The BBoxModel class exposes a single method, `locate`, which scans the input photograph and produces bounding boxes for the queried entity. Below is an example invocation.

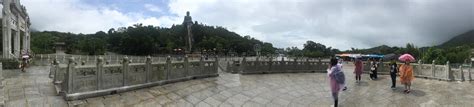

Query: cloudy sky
[23,0,474,50]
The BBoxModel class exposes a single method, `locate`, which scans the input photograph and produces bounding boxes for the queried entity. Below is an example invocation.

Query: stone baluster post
[52,59,60,84]
[146,56,152,82]
[92,56,96,63]
[78,56,82,62]
[318,58,322,71]
[0,62,3,82]
[268,55,273,72]
[166,56,171,80]
[226,60,231,72]
[66,57,76,93]
[184,55,189,78]
[446,61,451,81]
[215,55,219,74]
[432,60,436,78]
[122,56,129,86]
[469,61,472,81]
[256,56,260,70]
[62,56,65,63]
[293,57,297,70]
[85,56,88,62]
[460,65,465,81]
[306,58,310,71]
[97,57,104,90]
[241,57,247,73]
[199,55,205,75]
[417,60,422,76]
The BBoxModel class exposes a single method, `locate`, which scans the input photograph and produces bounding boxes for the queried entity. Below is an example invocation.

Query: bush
[1,58,20,69]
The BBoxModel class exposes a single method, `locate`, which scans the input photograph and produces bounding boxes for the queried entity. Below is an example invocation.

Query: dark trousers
[390,72,397,87]
[370,70,378,79]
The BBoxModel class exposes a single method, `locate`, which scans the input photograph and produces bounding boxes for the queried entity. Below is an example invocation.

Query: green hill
[440,30,474,47]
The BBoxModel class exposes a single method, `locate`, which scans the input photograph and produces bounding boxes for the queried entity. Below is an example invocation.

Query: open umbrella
[383,53,398,61]
[398,54,415,62]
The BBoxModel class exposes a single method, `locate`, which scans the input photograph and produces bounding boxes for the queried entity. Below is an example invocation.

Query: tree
[302,41,334,58]
[31,32,58,54]
[260,42,276,56]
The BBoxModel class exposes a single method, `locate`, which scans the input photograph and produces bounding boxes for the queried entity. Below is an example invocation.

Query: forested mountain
[31,23,276,56]
[440,30,474,48]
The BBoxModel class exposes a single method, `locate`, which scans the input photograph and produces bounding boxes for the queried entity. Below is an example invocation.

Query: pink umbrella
[398,54,415,62]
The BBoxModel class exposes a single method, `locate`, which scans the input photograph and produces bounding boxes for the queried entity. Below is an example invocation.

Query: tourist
[354,58,363,83]
[398,54,415,94]
[369,59,378,80]
[389,58,398,89]
[20,53,30,72]
[328,58,345,107]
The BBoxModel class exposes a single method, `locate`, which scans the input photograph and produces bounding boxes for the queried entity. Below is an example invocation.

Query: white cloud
[144,4,163,13]
[167,0,474,50]
[22,0,176,34]
[22,0,474,50]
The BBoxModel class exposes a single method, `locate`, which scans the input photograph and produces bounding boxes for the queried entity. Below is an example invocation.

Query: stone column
[66,57,76,93]
[97,57,104,90]
[14,27,20,56]
[24,31,30,51]
[2,0,15,58]
[122,56,129,86]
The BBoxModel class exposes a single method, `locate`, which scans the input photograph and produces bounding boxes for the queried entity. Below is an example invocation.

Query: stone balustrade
[366,60,473,81]
[227,57,330,74]
[50,56,219,100]
[33,54,210,66]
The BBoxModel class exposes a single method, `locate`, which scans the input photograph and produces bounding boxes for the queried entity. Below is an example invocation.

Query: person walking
[354,58,363,83]
[20,54,30,72]
[399,54,415,93]
[328,58,345,107]
[389,59,398,89]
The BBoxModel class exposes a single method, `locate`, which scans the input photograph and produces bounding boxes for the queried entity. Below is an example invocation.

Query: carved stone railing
[50,56,218,100]
[227,57,329,74]
[373,60,473,81]
[34,54,206,66]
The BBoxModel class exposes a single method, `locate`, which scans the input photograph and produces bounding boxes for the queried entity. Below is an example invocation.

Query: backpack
[333,66,345,84]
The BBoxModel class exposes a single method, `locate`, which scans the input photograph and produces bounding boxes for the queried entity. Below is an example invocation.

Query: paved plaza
[2,63,474,107]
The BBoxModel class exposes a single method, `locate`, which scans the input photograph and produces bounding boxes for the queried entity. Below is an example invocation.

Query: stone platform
[2,64,474,107]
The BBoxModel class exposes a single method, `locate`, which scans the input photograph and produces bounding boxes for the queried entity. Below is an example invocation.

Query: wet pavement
[2,63,474,107]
